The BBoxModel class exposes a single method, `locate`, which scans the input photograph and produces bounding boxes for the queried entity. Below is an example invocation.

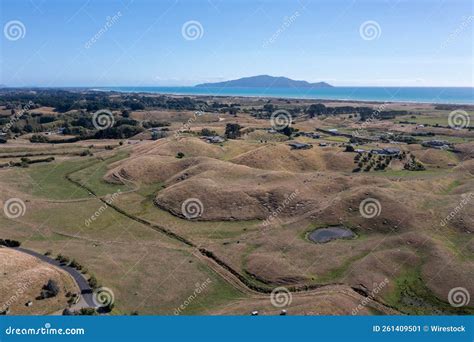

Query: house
[300,132,320,139]
[370,148,401,156]
[289,142,312,150]
[202,136,225,144]
[382,148,401,155]
[422,140,450,149]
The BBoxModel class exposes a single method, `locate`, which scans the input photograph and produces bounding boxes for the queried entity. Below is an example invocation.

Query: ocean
[97,86,474,105]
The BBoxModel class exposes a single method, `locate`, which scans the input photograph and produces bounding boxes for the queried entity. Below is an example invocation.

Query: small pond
[308,226,356,243]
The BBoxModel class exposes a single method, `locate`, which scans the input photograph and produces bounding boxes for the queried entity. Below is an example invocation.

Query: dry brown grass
[0,248,78,315]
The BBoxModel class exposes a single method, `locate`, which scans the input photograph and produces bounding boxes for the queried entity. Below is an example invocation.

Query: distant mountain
[195,75,333,88]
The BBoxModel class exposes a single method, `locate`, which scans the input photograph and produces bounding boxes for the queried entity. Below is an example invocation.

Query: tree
[263,104,274,114]
[225,123,241,139]
[40,279,60,299]
[228,107,238,116]
[281,126,297,138]
[306,103,326,118]
[344,145,355,152]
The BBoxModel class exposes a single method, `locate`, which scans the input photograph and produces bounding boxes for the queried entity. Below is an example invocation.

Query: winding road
[13,247,95,309]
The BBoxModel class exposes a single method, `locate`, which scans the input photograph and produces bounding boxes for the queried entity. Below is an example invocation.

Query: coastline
[93,86,474,106]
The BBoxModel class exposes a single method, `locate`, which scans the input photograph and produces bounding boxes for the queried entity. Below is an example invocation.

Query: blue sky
[1,0,472,87]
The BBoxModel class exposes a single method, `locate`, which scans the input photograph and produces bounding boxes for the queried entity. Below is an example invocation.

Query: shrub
[176,152,185,159]
[88,275,99,289]
[78,308,98,315]
[0,239,21,247]
[30,134,49,143]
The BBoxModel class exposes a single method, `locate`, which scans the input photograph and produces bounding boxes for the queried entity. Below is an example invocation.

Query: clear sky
[1,0,472,87]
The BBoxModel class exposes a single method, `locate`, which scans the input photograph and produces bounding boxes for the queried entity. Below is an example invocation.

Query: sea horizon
[92,86,474,105]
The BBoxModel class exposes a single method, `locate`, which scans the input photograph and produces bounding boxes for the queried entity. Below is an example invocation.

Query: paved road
[13,247,95,308]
